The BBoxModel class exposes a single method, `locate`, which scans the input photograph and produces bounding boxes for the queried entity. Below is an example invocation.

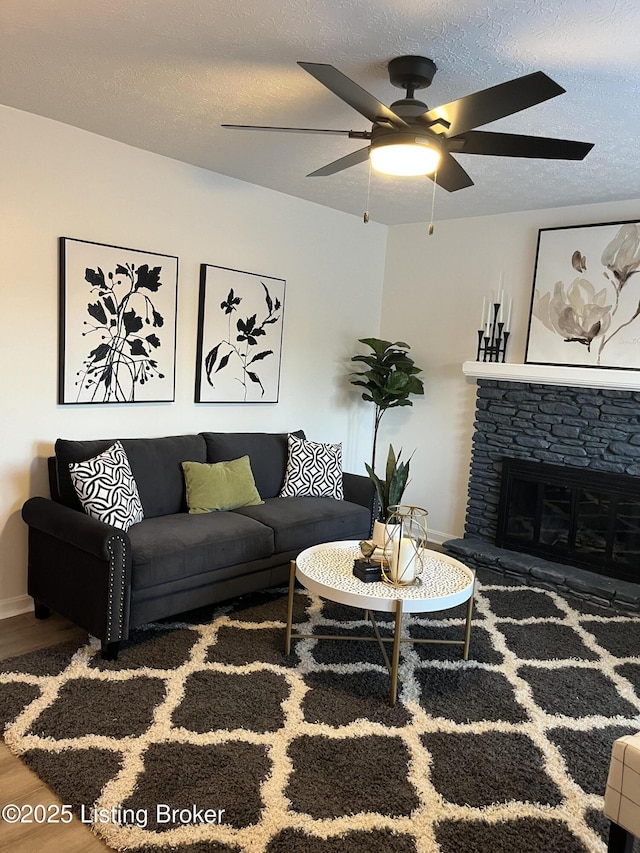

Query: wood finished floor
[0,611,111,851]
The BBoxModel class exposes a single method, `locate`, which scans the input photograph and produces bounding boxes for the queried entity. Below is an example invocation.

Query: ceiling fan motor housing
[388,56,437,92]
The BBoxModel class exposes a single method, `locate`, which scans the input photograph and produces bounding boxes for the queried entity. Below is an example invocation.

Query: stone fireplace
[444,362,640,611]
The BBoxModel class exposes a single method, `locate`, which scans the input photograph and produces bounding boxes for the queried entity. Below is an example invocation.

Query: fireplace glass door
[497,458,640,582]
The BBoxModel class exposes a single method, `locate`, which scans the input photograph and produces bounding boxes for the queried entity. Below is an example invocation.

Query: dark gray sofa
[21,431,375,660]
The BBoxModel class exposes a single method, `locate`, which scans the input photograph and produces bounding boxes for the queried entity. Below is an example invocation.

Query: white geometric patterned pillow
[279,434,343,500]
[69,441,144,531]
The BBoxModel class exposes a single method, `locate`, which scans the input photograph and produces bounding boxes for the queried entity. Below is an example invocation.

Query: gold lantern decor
[381,504,429,587]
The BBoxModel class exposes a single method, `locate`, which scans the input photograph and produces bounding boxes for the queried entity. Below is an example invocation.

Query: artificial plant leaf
[385,444,398,486]
[406,376,425,393]
[364,463,386,515]
[351,354,378,366]
[385,371,409,391]
[358,337,393,354]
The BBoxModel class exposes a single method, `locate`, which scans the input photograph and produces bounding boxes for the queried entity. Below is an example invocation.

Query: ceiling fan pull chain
[364,160,372,223]
[428,169,437,235]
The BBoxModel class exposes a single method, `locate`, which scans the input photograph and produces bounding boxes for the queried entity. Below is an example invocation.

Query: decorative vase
[381,505,429,587]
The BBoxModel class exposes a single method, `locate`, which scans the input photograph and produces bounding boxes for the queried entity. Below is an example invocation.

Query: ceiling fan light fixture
[369,137,441,176]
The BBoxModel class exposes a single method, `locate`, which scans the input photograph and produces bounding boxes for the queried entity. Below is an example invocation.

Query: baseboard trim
[428,528,456,546]
[0,595,33,620]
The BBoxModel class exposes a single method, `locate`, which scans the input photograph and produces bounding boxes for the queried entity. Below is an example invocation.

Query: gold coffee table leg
[389,599,403,707]
[284,560,296,655]
[463,588,474,660]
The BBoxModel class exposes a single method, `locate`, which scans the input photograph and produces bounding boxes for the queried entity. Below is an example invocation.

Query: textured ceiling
[2,0,640,225]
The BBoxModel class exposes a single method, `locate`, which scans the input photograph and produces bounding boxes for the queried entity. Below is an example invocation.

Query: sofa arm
[342,472,378,536]
[22,497,130,559]
[342,472,374,507]
[22,497,132,648]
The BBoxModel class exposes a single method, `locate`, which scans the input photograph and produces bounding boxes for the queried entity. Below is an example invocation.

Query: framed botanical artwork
[195,264,285,403]
[59,238,178,404]
[525,220,640,370]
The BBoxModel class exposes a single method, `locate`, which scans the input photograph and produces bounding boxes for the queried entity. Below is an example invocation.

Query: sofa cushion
[69,441,144,531]
[279,434,344,500]
[233,496,371,553]
[56,434,207,517]
[182,457,263,513]
[128,511,274,589]
[201,431,304,499]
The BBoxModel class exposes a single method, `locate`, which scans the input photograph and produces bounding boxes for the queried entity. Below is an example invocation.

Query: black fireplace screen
[496,458,640,583]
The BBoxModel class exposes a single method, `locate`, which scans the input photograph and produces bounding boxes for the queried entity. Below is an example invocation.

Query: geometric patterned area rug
[2,567,640,853]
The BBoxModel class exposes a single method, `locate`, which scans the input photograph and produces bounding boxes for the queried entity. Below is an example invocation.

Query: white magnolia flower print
[601,223,640,290]
[533,277,612,352]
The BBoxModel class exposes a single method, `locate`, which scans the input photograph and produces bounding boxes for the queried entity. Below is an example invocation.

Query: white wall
[0,105,387,616]
[381,197,640,544]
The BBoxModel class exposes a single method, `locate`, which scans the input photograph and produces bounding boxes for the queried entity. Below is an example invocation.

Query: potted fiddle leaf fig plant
[350,338,422,549]
[350,338,424,472]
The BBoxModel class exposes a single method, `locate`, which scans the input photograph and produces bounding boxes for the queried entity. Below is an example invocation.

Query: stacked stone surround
[444,378,640,611]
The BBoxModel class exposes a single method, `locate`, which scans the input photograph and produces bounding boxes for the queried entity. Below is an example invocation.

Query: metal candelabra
[477,301,510,363]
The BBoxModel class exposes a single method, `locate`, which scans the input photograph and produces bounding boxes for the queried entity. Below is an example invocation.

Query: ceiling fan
[222,56,593,192]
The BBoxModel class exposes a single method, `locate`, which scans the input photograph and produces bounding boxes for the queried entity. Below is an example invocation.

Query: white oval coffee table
[284,540,475,706]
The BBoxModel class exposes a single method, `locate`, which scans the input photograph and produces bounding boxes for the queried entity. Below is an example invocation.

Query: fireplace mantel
[462,361,640,392]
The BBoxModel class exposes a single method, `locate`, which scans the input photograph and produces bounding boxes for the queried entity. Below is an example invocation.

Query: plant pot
[372,520,399,548]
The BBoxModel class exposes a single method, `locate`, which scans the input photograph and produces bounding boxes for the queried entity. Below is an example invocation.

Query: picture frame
[59,237,178,404]
[195,264,285,403]
[524,220,640,370]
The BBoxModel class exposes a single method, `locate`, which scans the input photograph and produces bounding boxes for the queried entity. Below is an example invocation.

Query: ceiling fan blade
[298,61,409,129]
[221,124,370,138]
[417,71,565,137]
[307,146,370,177]
[447,130,594,160]
[431,152,474,192]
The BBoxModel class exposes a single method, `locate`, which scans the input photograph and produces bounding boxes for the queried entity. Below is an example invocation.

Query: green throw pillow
[182,456,263,514]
